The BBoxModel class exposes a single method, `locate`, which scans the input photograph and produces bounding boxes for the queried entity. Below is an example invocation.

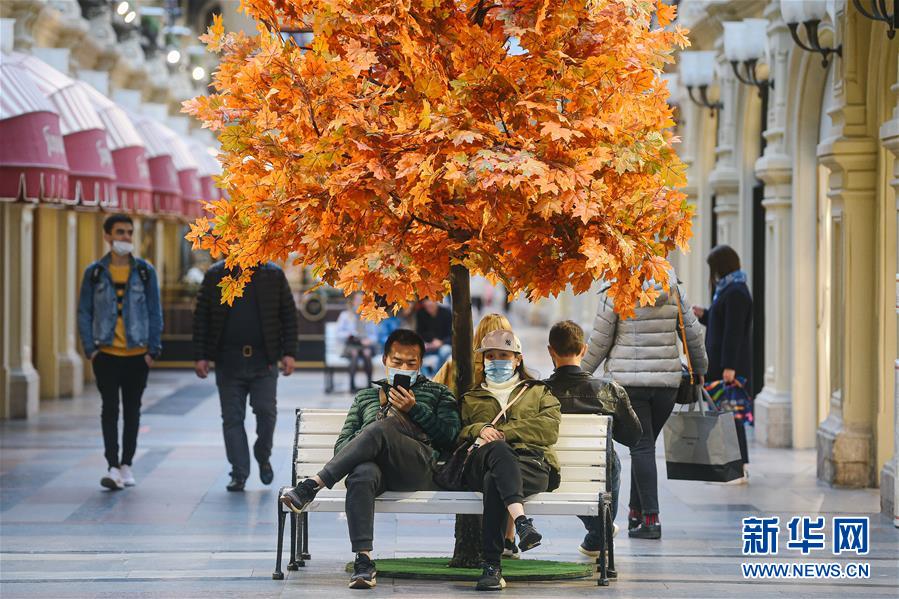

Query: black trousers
[318,419,437,552]
[214,349,278,480]
[627,386,677,516]
[92,353,149,469]
[464,441,551,564]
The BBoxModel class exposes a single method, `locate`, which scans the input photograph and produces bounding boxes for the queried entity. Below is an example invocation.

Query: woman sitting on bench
[458,329,562,592]
[335,293,379,392]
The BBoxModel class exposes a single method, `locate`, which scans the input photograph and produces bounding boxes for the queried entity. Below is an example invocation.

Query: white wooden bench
[323,322,382,393]
[273,408,617,585]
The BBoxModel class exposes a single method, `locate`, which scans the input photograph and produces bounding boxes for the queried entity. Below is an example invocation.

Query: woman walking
[335,293,379,392]
[457,329,561,591]
[693,245,753,482]
[583,271,707,539]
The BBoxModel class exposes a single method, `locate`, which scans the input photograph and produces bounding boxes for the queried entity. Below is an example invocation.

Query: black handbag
[433,385,530,491]
[674,286,702,405]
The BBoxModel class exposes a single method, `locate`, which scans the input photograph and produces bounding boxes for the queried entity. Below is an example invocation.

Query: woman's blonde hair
[432,313,512,394]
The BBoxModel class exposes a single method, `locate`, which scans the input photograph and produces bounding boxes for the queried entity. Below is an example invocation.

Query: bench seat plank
[284,490,602,516]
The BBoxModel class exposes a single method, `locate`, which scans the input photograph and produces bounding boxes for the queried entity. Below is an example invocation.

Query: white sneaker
[119,465,136,487]
[101,467,125,490]
[613,523,620,538]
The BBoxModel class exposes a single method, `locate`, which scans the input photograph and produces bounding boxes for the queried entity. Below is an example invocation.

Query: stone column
[707,52,742,249]
[880,76,899,523]
[816,7,879,488]
[34,206,83,399]
[677,98,713,304]
[753,7,794,448]
[0,203,39,419]
[76,211,104,383]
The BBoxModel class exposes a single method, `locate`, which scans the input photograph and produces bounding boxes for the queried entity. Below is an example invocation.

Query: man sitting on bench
[280,328,461,590]
[542,321,642,558]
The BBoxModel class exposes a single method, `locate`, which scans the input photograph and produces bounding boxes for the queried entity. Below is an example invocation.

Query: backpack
[91,261,150,286]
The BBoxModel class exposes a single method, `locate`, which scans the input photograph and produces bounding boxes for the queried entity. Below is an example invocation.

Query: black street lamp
[852,0,897,39]
[680,51,723,116]
[781,0,842,67]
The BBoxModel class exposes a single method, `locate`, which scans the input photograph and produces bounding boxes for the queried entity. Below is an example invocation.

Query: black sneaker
[259,462,274,485]
[628,511,642,531]
[514,516,542,552]
[578,533,603,558]
[348,553,377,589]
[279,479,319,514]
[226,475,246,492]
[501,538,520,559]
[628,522,662,539]
[475,562,505,591]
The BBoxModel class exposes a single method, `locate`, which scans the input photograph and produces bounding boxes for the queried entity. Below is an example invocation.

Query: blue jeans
[423,344,452,377]
[578,449,621,546]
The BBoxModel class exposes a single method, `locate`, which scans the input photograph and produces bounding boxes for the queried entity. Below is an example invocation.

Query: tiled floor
[1,328,897,598]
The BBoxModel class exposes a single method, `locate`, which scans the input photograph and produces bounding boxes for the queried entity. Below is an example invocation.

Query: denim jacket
[77,254,163,357]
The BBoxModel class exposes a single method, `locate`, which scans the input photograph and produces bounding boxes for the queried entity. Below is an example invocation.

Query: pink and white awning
[128,112,183,217]
[77,82,153,215]
[7,53,116,207]
[0,52,69,202]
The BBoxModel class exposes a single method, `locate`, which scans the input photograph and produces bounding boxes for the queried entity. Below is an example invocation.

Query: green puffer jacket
[334,378,461,456]
[459,381,562,474]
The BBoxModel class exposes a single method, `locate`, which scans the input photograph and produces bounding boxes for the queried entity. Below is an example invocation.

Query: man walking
[280,329,460,589]
[193,261,298,492]
[543,320,642,556]
[78,214,163,491]
[415,298,453,376]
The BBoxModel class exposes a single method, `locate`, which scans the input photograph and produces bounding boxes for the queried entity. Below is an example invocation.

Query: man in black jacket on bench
[543,320,642,557]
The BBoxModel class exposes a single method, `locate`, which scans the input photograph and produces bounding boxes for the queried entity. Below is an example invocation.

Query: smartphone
[393,374,412,392]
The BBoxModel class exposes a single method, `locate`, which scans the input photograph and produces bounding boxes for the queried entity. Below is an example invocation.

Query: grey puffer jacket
[582,273,708,388]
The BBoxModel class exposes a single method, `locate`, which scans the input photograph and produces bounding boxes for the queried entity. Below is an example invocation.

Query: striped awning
[189,139,223,209]
[77,82,153,214]
[0,52,69,202]
[127,111,182,217]
[7,52,115,207]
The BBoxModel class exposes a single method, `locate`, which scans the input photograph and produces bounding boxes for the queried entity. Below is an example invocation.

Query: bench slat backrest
[324,322,348,367]
[293,409,611,495]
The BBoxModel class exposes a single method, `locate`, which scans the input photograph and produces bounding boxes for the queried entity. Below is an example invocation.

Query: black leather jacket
[192,261,298,364]
[543,365,642,447]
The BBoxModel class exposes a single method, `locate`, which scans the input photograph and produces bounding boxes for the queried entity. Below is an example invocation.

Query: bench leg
[273,502,287,580]
[287,513,299,570]
[596,500,610,586]
[605,497,617,580]
[301,511,311,561]
[325,368,334,393]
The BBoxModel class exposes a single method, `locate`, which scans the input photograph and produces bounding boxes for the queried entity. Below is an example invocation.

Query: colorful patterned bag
[704,377,753,425]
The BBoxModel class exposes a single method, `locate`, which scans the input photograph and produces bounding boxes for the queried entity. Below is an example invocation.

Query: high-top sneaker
[514,516,542,552]
[279,479,320,513]
[348,553,377,589]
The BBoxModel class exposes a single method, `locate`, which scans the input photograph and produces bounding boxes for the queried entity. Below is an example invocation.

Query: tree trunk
[447,264,483,568]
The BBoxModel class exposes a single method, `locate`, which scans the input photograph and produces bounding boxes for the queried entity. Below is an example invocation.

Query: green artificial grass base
[344,557,594,581]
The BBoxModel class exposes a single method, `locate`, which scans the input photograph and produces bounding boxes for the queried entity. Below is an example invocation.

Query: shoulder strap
[673,285,694,384]
[136,261,150,283]
[490,383,530,425]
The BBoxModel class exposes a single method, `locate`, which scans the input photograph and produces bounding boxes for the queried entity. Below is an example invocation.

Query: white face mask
[111,240,134,256]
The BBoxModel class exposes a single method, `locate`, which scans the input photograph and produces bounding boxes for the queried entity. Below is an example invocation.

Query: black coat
[699,282,753,383]
[192,261,298,363]
[543,365,643,447]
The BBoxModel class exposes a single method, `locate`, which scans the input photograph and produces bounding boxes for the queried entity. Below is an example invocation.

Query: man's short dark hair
[548,320,585,357]
[103,213,134,234]
[384,328,425,359]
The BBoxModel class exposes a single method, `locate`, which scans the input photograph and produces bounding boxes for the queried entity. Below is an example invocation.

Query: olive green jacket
[334,378,461,456]
[459,381,562,473]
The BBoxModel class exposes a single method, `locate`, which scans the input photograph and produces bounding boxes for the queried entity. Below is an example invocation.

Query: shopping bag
[663,386,743,482]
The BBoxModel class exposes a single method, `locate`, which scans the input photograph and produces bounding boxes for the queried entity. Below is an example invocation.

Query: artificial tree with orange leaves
[185,0,690,566]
